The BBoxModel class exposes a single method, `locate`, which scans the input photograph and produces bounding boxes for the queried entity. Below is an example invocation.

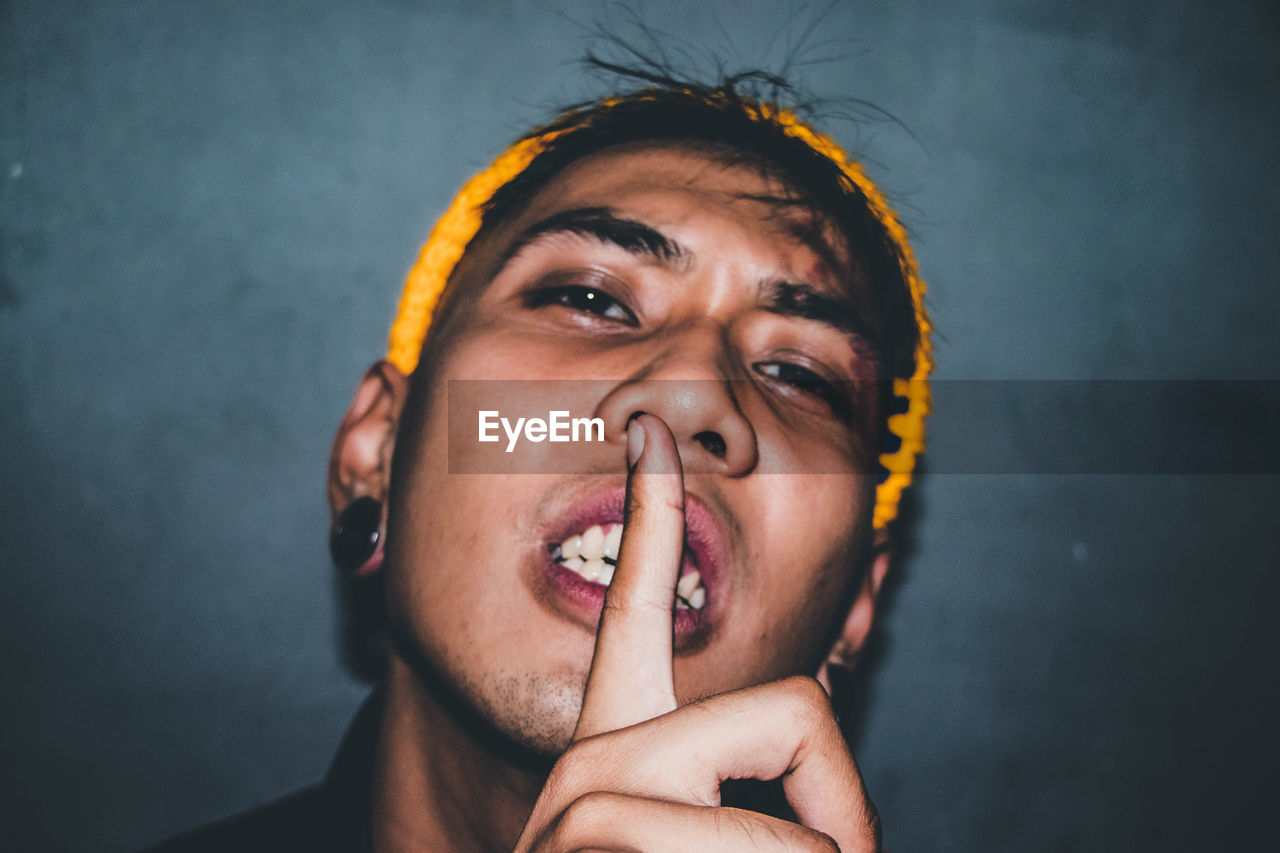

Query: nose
[594,327,758,476]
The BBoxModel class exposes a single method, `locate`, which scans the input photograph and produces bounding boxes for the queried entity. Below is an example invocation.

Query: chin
[388,614,588,760]
[453,662,587,757]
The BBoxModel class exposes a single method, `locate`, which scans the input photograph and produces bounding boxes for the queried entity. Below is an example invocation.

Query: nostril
[693,430,727,459]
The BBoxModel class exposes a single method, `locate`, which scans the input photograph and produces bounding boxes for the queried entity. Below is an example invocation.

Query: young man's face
[382,144,885,754]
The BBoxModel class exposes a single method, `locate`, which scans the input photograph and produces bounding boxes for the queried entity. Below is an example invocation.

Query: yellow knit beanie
[386,90,933,528]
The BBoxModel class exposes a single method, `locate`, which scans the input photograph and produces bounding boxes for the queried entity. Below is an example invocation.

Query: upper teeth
[555,523,706,611]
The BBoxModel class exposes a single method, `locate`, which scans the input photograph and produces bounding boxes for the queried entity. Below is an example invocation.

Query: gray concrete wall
[2,1,1276,849]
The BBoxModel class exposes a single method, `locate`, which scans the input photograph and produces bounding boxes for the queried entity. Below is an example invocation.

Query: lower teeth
[555,555,705,611]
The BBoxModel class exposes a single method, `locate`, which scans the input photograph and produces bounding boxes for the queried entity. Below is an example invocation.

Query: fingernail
[627,417,646,469]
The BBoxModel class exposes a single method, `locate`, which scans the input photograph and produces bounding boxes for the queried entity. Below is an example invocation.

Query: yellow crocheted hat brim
[387,97,932,529]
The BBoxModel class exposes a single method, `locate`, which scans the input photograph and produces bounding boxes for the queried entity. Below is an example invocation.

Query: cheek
[754,469,867,560]
[755,493,860,637]
[686,475,866,689]
[763,477,863,597]
[384,466,569,677]
[385,335,535,651]
[438,324,576,380]
[384,469,491,631]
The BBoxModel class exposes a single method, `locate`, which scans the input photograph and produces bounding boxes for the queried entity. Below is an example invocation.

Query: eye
[754,361,850,416]
[523,284,638,326]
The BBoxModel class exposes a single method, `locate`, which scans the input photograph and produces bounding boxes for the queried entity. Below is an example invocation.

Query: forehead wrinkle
[729,192,855,293]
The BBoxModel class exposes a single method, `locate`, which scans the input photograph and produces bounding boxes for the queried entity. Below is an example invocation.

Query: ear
[816,527,893,693]
[327,360,410,521]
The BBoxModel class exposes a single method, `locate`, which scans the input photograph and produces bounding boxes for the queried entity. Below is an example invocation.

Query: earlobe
[816,531,893,693]
[326,361,409,575]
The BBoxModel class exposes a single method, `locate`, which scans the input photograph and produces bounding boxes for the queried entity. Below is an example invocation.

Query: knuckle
[657,492,685,514]
[776,675,833,724]
[557,737,604,776]
[557,790,620,837]
[624,483,683,519]
[565,735,606,766]
[808,832,842,853]
[545,740,599,799]
[601,594,662,614]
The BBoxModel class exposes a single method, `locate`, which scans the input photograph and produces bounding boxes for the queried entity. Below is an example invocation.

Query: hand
[513,414,882,852]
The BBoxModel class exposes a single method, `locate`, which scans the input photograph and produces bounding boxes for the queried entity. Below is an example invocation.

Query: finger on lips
[523,416,880,853]
[573,413,685,740]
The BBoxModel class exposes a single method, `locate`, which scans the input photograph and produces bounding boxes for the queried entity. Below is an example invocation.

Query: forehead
[498,143,856,281]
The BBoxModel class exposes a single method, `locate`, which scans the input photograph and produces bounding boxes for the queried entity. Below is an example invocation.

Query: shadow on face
[331,144,895,755]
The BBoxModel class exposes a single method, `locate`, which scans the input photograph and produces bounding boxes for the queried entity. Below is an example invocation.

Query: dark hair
[472,69,921,384]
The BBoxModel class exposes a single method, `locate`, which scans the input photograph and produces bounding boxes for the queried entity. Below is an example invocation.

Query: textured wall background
[2,1,1277,850]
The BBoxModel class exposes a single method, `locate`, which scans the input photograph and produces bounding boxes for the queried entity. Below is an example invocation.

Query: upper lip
[542,482,729,612]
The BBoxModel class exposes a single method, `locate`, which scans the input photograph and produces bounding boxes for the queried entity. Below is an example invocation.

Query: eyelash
[523,284,639,326]
[524,281,851,419]
[753,361,851,415]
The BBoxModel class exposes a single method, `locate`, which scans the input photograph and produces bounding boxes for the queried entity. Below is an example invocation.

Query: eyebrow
[763,281,876,346]
[503,206,877,354]
[501,207,689,268]
[731,194,879,351]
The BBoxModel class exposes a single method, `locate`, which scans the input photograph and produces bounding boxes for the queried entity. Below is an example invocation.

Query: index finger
[573,413,685,740]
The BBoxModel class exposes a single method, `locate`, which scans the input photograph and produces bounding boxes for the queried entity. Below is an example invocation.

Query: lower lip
[542,552,709,635]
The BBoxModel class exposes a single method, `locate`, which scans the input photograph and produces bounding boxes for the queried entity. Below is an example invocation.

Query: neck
[370,653,549,853]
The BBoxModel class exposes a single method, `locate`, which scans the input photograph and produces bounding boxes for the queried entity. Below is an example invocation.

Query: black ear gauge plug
[330,496,382,573]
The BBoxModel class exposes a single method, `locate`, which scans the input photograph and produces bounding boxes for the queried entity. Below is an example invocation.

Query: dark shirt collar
[323,688,384,853]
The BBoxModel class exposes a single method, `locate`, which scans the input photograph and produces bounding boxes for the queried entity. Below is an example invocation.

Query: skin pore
[329,143,892,851]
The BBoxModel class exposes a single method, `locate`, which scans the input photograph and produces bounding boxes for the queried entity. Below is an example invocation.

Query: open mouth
[549,522,708,611]
[535,487,723,636]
